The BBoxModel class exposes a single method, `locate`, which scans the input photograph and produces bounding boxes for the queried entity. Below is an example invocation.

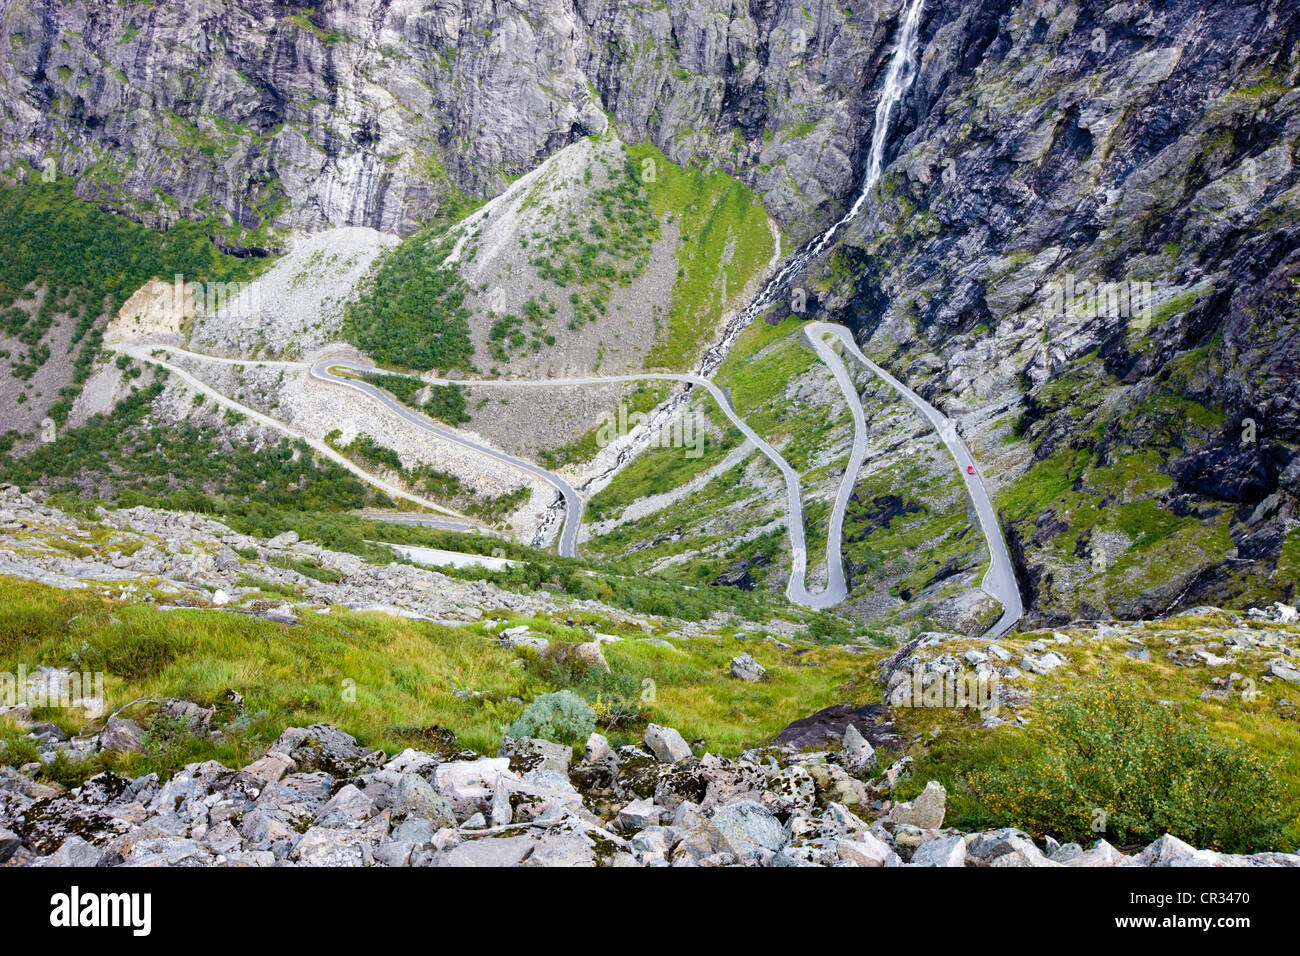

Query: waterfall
[701,0,927,372]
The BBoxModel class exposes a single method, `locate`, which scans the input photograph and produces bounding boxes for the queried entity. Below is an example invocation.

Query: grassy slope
[630,143,775,370]
[587,315,854,595]
[0,576,867,775]
[994,346,1253,617]
[888,612,1300,851]
[0,171,266,431]
[4,575,1292,851]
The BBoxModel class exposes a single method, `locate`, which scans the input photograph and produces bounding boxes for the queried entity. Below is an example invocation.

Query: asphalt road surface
[807,323,1024,638]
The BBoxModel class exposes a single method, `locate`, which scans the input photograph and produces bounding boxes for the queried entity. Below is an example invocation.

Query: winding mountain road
[121,337,1020,635]
[307,359,585,556]
[311,360,834,602]
[114,344,476,529]
[806,323,1024,638]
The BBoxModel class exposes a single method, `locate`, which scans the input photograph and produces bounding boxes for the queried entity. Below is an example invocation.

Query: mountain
[3,0,1295,626]
[0,0,1298,872]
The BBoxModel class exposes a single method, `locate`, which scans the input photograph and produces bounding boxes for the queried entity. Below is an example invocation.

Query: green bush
[343,228,473,371]
[969,675,1284,852]
[507,690,594,745]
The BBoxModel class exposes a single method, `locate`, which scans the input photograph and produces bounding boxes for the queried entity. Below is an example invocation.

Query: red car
[966,465,975,475]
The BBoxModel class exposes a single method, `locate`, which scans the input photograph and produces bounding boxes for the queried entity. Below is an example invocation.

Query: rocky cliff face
[0,0,609,244]
[0,0,907,245]
[798,0,1300,624]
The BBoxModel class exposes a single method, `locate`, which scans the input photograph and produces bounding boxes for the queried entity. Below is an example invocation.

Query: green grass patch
[631,142,774,370]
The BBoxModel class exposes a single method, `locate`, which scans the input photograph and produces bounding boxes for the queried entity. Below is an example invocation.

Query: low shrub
[507,690,595,745]
[969,675,1284,852]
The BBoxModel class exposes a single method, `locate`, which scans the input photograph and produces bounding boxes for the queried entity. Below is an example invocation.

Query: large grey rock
[392,773,456,828]
[836,831,898,867]
[616,798,661,831]
[269,724,385,776]
[433,758,512,814]
[498,736,572,773]
[241,751,296,784]
[966,827,1054,867]
[840,723,876,776]
[313,784,376,827]
[908,835,967,867]
[582,732,612,766]
[434,835,536,867]
[644,724,692,764]
[1137,834,1222,867]
[157,698,216,735]
[522,829,598,867]
[0,827,21,863]
[888,781,946,830]
[36,836,108,867]
[710,801,788,864]
[1266,658,1300,684]
[292,828,366,867]
[1067,839,1129,867]
[98,716,145,753]
[729,652,767,682]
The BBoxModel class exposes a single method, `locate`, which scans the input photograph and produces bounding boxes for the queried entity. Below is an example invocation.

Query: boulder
[0,827,20,864]
[1266,658,1300,684]
[711,801,788,864]
[433,757,512,814]
[158,698,216,735]
[523,829,598,867]
[573,641,609,671]
[1066,839,1127,866]
[312,784,376,827]
[498,736,572,773]
[241,751,296,784]
[836,831,897,867]
[269,724,385,776]
[1137,833,1222,867]
[840,723,877,776]
[888,781,946,829]
[582,732,612,766]
[617,797,661,831]
[1021,651,1066,676]
[36,836,109,868]
[392,773,456,828]
[966,827,1050,866]
[729,652,767,682]
[908,835,967,867]
[292,828,365,866]
[98,716,145,753]
[434,834,535,867]
[644,724,692,764]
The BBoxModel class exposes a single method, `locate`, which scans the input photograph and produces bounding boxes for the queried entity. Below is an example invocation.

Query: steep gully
[121,0,1021,635]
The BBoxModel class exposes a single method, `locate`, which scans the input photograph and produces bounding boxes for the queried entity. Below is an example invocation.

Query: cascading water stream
[699,0,927,378]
